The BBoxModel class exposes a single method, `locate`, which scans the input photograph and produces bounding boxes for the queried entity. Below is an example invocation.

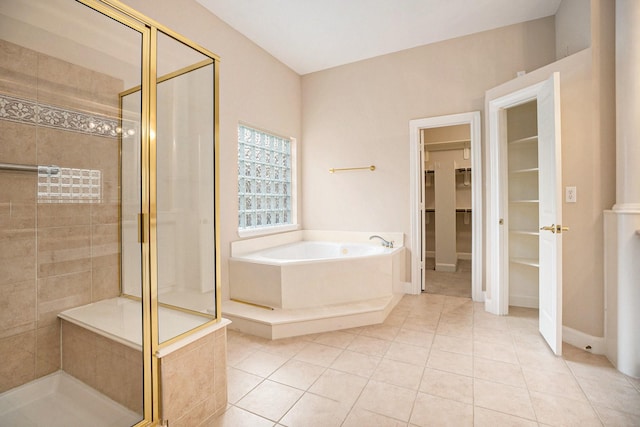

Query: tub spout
[369,235,393,248]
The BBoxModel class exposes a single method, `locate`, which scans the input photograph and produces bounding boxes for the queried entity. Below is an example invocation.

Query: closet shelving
[506,105,540,308]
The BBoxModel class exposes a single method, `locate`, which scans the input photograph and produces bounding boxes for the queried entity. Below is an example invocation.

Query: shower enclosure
[0,0,221,425]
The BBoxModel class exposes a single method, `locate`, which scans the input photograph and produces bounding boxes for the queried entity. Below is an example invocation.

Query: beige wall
[484,0,616,337]
[119,0,302,299]
[556,0,591,59]
[0,40,121,392]
[301,18,556,281]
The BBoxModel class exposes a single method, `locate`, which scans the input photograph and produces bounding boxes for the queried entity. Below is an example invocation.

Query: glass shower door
[0,0,147,424]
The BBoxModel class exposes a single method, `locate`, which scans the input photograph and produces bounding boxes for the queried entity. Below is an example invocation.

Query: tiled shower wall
[0,40,123,393]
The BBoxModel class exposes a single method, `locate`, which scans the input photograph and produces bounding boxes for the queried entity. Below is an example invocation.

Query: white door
[537,73,563,355]
[420,133,427,291]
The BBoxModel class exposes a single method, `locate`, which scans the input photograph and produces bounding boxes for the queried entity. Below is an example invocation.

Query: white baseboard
[436,263,457,272]
[509,295,538,309]
[562,325,606,355]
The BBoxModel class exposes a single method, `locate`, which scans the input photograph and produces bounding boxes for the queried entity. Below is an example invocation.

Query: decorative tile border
[0,93,123,138]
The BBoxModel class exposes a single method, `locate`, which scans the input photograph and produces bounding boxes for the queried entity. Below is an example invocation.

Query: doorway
[486,73,563,355]
[422,124,472,297]
[409,112,482,301]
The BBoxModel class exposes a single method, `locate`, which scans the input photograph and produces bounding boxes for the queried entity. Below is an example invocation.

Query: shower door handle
[138,213,145,243]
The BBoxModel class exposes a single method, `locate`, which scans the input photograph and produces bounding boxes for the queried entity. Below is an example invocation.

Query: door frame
[409,111,483,300]
[485,74,561,316]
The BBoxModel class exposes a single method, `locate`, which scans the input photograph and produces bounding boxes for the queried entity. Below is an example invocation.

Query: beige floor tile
[308,368,368,406]
[409,392,473,427]
[433,334,473,356]
[330,349,381,378]
[436,321,473,339]
[515,346,571,374]
[293,342,343,367]
[355,380,416,422]
[227,367,263,404]
[402,315,439,333]
[312,330,357,349]
[567,359,636,388]
[218,294,640,427]
[474,326,514,346]
[394,328,434,347]
[427,349,472,377]
[226,343,259,367]
[474,340,519,364]
[280,393,350,427]
[420,367,473,404]
[473,315,510,331]
[258,336,310,358]
[530,391,601,426]
[577,376,640,416]
[347,334,392,357]
[384,341,429,366]
[360,324,400,341]
[473,378,536,421]
[209,405,274,427]
[627,375,640,393]
[383,313,407,327]
[236,380,303,422]
[594,405,640,427]
[342,407,407,427]
[371,358,423,390]
[268,359,326,390]
[234,350,288,378]
[521,366,587,401]
[473,357,526,388]
[473,407,538,427]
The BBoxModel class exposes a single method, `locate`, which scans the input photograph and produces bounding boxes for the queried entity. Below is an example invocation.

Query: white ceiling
[196,0,562,75]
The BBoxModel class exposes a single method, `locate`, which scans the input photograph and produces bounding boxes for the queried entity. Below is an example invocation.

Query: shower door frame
[77,0,221,425]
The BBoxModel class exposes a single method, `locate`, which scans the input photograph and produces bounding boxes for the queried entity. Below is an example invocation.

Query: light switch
[566,186,577,203]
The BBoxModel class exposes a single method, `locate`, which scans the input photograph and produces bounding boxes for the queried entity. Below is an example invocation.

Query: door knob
[540,224,556,233]
[556,225,569,234]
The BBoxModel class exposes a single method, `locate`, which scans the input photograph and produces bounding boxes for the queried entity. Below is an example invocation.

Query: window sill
[237,224,300,239]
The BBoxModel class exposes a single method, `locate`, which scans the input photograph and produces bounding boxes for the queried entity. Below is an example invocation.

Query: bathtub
[229,232,404,310]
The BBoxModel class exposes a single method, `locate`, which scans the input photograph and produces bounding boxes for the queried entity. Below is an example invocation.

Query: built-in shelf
[509,199,539,204]
[510,257,539,267]
[509,135,538,145]
[456,208,472,213]
[509,230,539,236]
[425,139,470,152]
[456,168,471,173]
[509,167,539,174]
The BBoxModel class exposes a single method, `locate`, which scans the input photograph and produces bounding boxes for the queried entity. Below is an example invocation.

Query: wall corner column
[605,0,640,378]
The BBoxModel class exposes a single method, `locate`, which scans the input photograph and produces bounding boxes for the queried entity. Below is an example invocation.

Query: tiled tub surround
[59,297,230,426]
[0,39,122,393]
[226,230,406,339]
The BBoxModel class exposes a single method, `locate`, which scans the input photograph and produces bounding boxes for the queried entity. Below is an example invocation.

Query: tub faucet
[369,235,393,248]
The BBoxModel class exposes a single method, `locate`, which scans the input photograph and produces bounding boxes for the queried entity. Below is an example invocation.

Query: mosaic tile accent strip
[38,167,102,204]
[0,93,121,138]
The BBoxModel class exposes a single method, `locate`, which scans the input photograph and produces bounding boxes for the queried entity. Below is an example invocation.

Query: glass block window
[238,124,292,231]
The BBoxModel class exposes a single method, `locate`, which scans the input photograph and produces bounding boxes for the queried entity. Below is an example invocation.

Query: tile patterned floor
[210,294,640,426]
